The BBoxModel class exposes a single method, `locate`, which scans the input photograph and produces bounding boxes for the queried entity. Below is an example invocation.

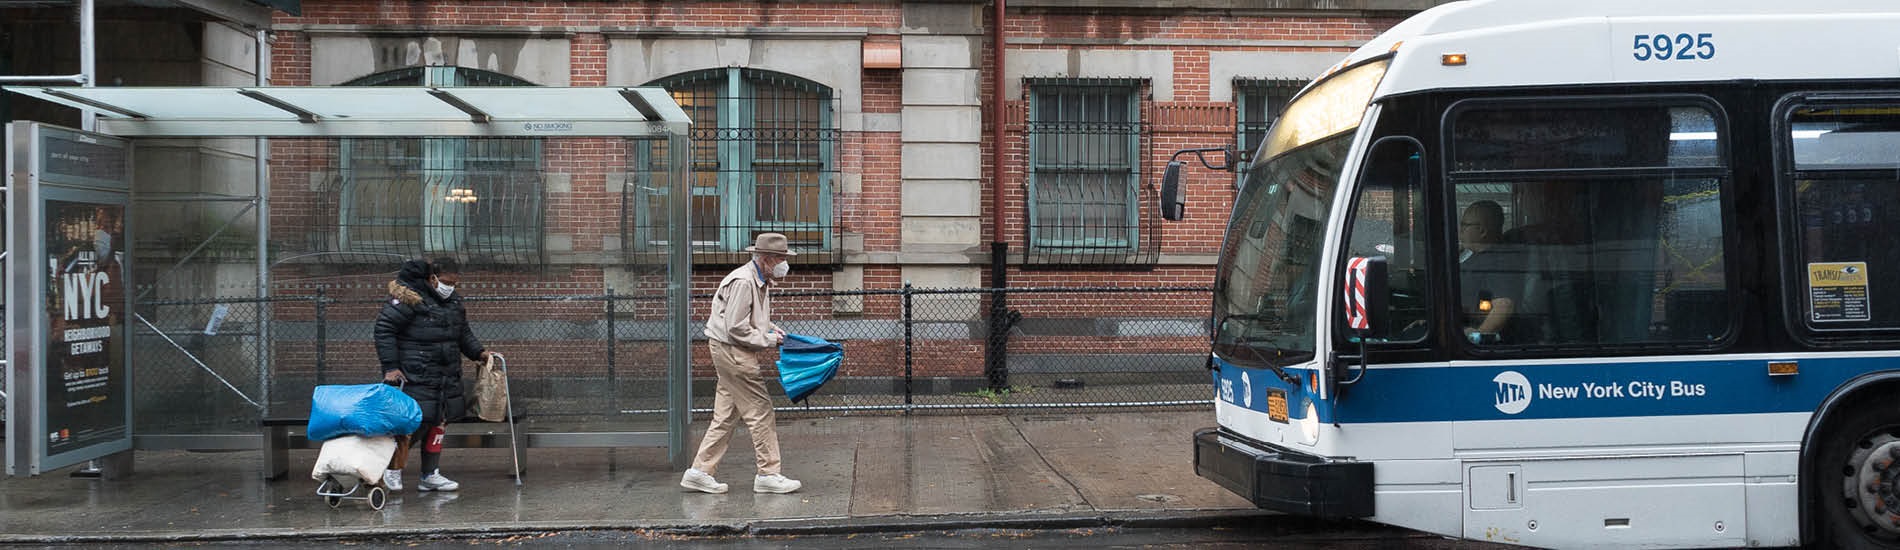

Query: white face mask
[770,260,790,279]
[434,281,455,298]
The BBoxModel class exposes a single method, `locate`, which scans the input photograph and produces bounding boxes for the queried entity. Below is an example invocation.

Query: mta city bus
[1181,1,1900,548]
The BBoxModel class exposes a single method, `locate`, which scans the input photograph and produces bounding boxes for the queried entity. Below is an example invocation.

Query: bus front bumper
[1193,427,1373,519]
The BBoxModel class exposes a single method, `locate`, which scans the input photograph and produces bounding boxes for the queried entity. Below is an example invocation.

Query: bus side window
[1341,137,1430,342]
[1786,100,1900,334]
[1449,101,1729,350]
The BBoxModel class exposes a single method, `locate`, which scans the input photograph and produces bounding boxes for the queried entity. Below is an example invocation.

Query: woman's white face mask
[434,281,455,298]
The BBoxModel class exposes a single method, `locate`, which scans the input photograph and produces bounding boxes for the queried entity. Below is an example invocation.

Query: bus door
[1327,134,1433,400]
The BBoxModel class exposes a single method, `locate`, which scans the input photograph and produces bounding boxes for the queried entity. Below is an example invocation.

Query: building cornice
[1008,37,1363,48]
[276,24,903,40]
[1007,0,1441,12]
[275,24,583,36]
[602,26,893,39]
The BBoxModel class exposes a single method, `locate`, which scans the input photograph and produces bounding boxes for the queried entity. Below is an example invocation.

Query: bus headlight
[1298,400,1322,444]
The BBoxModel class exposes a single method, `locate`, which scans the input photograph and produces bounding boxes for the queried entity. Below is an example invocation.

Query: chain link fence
[126,284,1214,433]
[132,295,276,434]
[763,286,1216,414]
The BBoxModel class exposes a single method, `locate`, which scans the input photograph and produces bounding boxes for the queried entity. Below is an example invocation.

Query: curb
[746,509,1280,536]
[0,509,1275,544]
[0,521,745,545]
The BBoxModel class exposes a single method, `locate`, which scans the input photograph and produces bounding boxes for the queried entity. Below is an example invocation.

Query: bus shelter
[2,85,696,477]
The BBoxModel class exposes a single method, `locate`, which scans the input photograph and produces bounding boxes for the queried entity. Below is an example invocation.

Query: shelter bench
[258,415,667,481]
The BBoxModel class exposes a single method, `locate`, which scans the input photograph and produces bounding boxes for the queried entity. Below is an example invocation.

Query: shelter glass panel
[335,68,544,264]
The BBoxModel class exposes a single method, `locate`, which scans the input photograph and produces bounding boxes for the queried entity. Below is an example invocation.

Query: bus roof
[1336,0,1900,99]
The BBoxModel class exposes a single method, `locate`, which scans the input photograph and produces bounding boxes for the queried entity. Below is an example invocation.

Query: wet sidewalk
[0,410,1255,543]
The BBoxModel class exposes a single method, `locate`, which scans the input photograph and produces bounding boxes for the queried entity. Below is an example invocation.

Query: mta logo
[1241,372,1252,408]
[1492,371,1531,415]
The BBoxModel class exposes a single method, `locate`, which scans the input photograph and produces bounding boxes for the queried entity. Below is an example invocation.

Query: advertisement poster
[43,200,126,456]
[1809,261,1871,323]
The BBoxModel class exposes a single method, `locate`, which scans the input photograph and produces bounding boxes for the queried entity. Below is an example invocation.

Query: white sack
[311,434,398,484]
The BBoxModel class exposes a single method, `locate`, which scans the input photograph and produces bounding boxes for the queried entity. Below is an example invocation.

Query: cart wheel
[368,486,386,510]
[325,494,343,508]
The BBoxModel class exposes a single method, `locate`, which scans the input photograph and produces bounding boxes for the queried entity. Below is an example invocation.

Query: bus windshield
[1214,134,1352,368]
[1213,60,1386,369]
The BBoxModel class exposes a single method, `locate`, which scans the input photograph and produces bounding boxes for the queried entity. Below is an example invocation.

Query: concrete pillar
[899,6,984,293]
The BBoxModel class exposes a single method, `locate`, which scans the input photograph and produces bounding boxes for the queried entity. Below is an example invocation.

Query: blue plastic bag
[307,383,422,442]
[777,333,843,404]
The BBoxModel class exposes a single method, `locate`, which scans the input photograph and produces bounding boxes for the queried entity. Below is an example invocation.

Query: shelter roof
[2,86,690,137]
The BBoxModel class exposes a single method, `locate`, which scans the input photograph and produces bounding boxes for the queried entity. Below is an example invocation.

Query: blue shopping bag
[307,383,422,442]
[777,333,843,404]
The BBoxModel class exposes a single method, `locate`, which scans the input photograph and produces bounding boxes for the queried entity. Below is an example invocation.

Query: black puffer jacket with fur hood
[374,259,485,423]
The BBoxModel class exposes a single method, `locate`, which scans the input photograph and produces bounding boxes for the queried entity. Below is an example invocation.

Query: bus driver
[1458,200,1515,344]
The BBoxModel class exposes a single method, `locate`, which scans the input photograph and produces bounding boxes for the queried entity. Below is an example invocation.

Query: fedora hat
[745,232,797,256]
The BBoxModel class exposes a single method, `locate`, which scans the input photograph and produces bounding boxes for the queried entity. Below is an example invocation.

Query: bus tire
[1816,403,1900,549]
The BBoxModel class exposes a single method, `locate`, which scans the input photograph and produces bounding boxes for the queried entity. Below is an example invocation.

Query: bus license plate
[1266,389,1289,423]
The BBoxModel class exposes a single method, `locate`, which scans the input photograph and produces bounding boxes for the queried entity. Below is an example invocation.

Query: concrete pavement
[0,410,1260,543]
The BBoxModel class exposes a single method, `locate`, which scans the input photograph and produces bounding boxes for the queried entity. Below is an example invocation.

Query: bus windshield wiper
[1217,316,1303,386]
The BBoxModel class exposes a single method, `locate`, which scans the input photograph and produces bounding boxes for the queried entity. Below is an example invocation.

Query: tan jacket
[704,261,780,351]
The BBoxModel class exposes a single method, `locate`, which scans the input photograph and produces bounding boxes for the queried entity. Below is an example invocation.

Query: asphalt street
[3,523,1518,549]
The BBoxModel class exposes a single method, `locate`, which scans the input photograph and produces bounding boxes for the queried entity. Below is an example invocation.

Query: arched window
[628,68,837,261]
[336,66,543,263]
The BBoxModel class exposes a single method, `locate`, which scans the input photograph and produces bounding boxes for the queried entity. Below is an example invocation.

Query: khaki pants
[690,340,782,476]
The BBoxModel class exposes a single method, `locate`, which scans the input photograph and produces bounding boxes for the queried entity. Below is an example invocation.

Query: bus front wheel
[1818,405,1900,549]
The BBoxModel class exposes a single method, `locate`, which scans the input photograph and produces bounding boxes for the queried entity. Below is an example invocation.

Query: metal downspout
[989,0,1006,246]
[984,0,1011,390]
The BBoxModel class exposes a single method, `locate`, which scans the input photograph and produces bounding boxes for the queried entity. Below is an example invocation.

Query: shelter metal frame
[3,85,698,472]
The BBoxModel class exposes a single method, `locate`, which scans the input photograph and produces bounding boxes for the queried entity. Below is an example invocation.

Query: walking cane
[494,353,522,486]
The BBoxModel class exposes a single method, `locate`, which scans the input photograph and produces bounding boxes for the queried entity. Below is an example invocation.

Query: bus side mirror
[1159,160,1186,221]
[1157,147,1238,221]
[1342,256,1389,339]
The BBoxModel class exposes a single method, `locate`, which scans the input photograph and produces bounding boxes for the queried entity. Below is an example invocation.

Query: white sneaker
[418,470,459,492]
[680,468,728,494]
[754,473,802,494]
[382,469,403,491]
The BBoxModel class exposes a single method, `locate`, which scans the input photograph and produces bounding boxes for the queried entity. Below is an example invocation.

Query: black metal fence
[128,285,1214,427]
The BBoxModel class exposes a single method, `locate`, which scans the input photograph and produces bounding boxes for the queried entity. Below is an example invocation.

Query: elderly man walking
[681,233,803,494]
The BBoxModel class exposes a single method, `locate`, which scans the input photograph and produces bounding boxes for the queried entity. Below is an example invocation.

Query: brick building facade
[257,0,1421,289]
[265,0,1424,383]
[3,0,1438,403]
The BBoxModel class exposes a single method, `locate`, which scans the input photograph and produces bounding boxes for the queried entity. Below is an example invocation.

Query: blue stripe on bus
[1213,356,1900,424]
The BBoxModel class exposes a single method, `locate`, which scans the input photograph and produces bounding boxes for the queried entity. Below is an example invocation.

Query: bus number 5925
[1633,33,1714,61]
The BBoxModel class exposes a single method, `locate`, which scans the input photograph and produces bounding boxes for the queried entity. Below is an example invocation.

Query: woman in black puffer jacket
[375,257,489,493]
